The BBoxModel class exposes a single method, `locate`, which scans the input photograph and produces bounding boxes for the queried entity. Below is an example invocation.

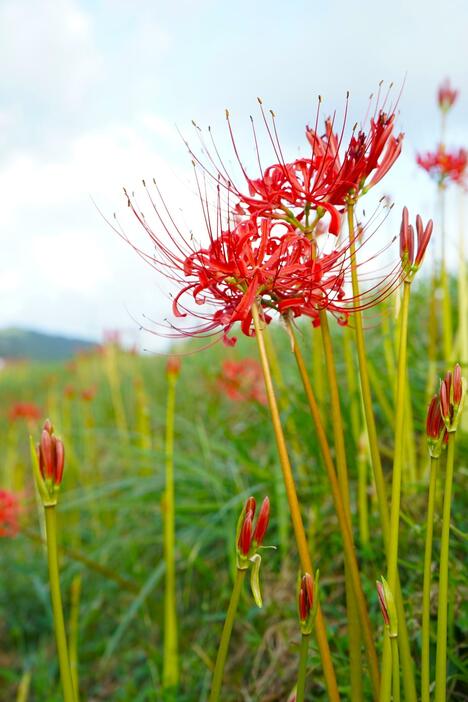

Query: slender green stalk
[44,506,76,702]
[380,633,392,702]
[357,433,370,547]
[435,432,456,702]
[296,634,310,702]
[319,309,366,701]
[347,204,418,702]
[252,303,340,702]
[209,569,246,702]
[16,671,32,702]
[387,281,411,594]
[163,371,179,690]
[289,323,380,695]
[69,574,82,702]
[391,637,401,702]
[421,455,439,702]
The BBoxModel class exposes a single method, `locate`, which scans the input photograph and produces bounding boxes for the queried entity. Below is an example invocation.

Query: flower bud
[166,356,181,377]
[32,419,66,506]
[426,395,446,458]
[377,576,398,637]
[298,571,319,635]
[252,496,270,546]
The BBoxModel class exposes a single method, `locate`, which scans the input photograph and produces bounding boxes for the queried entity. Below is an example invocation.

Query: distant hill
[0,328,98,362]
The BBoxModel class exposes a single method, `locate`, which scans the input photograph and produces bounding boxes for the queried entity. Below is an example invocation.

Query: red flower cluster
[438,79,458,112]
[426,364,465,450]
[119,92,406,345]
[8,402,41,423]
[218,358,267,405]
[0,490,20,538]
[416,145,467,187]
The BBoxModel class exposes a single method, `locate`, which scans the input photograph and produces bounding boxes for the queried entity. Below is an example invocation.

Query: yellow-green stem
[44,506,76,702]
[387,281,411,594]
[380,632,392,702]
[163,372,179,690]
[289,323,380,695]
[208,569,246,702]
[347,204,417,702]
[391,637,401,702]
[421,455,439,702]
[69,574,82,702]
[438,184,452,361]
[16,671,32,702]
[252,304,340,702]
[434,432,456,702]
[319,309,365,701]
[296,634,310,702]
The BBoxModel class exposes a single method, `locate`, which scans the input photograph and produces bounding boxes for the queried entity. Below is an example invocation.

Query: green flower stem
[44,505,76,702]
[208,568,246,702]
[252,303,340,702]
[421,455,439,702]
[163,371,179,690]
[387,281,411,594]
[69,574,82,702]
[391,637,401,702]
[318,309,367,701]
[435,432,456,702]
[296,634,310,702]
[289,322,379,696]
[380,632,392,702]
[347,204,417,702]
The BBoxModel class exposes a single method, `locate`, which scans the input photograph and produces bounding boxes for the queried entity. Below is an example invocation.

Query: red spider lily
[416,145,467,186]
[8,402,41,423]
[237,496,270,557]
[0,490,20,538]
[218,358,267,405]
[37,419,65,487]
[399,207,433,280]
[376,576,397,636]
[438,79,458,112]
[187,94,402,236]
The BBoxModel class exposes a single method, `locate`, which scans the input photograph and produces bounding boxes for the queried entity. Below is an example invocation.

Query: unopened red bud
[453,364,462,406]
[43,418,54,435]
[426,395,444,439]
[245,496,256,518]
[40,429,54,480]
[377,581,390,626]
[238,511,253,556]
[253,496,270,546]
[55,439,65,485]
[440,380,450,420]
[298,586,308,621]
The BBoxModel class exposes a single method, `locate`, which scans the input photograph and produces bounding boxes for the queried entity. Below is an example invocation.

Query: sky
[1,0,467,350]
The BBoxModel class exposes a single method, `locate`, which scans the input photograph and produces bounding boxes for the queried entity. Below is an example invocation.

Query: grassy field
[1,284,466,701]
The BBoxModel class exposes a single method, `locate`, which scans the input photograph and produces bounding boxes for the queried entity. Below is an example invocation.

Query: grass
[0,284,467,701]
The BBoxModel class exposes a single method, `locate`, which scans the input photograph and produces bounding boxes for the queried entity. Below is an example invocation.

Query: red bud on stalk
[439,363,465,432]
[399,207,433,281]
[235,495,272,608]
[32,419,65,506]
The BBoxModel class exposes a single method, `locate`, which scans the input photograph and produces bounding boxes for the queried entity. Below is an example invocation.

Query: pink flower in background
[218,358,267,405]
[0,490,20,537]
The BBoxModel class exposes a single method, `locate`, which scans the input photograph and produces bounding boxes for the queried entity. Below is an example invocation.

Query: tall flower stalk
[31,420,76,702]
[377,577,400,702]
[435,365,465,702]
[163,356,181,692]
[296,572,319,702]
[421,396,446,702]
[209,496,270,702]
[287,320,379,695]
[252,303,340,701]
